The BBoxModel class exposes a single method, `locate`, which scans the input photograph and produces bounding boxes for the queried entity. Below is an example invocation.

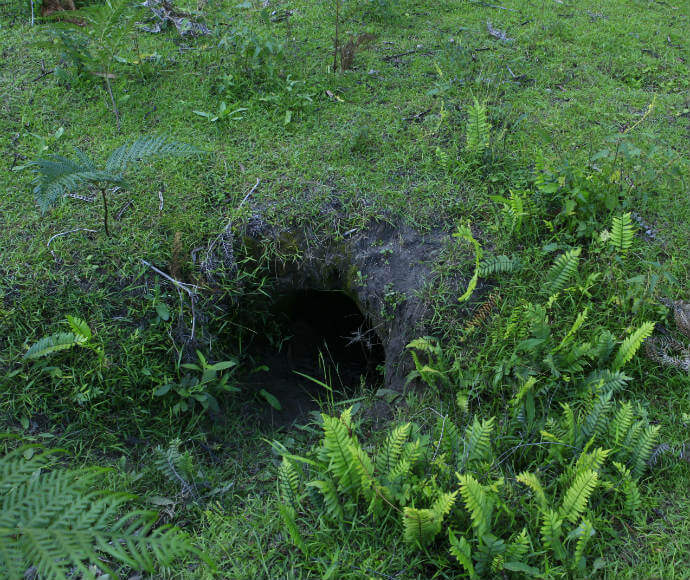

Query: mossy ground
[0,0,688,577]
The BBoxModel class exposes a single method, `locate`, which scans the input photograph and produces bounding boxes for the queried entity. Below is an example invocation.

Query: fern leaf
[278,504,307,554]
[402,507,437,547]
[609,402,634,447]
[543,248,581,296]
[0,446,204,579]
[307,479,344,522]
[457,473,494,537]
[320,411,359,497]
[570,519,595,573]
[454,223,483,303]
[613,462,641,517]
[466,98,490,155]
[105,135,202,174]
[630,424,660,478]
[66,315,92,340]
[581,391,613,443]
[24,332,86,360]
[376,423,411,475]
[610,213,635,252]
[464,416,495,465]
[611,322,655,371]
[449,529,476,578]
[516,472,547,511]
[505,528,530,561]
[478,254,522,277]
[559,469,598,523]
[278,457,300,506]
[29,155,118,212]
[540,509,565,561]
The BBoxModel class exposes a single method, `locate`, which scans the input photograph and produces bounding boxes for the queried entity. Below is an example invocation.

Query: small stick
[47,228,98,257]
[115,199,133,221]
[239,177,261,208]
[104,75,121,133]
[158,190,164,212]
[140,259,198,297]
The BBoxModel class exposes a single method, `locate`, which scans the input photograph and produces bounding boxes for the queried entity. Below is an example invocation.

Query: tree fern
[559,469,598,523]
[543,248,581,296]
[609,213,635,252]
[465,98,490,155]
[458,473,494,537]
[27,135,203,235]
[0,445,206,579]
[611,322,655,371]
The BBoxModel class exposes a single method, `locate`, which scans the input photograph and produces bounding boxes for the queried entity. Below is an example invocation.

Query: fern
[466,98,490,155]
[24,332,87,360]
[278,457,300,506]
[609,402,634,448]
[570,519,594,573]
[611,322,655,371]
[449,529,477,578]
[153,439,196,496]
[464,416,495,465]
[630,424,660,478]
[307,479,344,522]
[454,223,483,303]
[516,472,547,511]
[581,391,613,443]
[559,469,598,523]
[0,444,206,579]
[320,409,359,498]
[543,248,581,296]
[458,473,494,537]
[27,135,203,235]
[610,213,635,252]
[540,509,565,561]
[613,462,641,517]
[478,254,522,277]
[376,423,411,475]
[277,504,307,554]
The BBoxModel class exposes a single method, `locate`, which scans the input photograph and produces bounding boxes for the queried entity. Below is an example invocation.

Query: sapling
[26,135,204,236]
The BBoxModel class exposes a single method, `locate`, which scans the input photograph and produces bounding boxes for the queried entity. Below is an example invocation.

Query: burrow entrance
[244,289,385,425]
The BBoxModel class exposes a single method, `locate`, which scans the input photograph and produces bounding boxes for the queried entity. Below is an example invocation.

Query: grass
[0,0,689,577]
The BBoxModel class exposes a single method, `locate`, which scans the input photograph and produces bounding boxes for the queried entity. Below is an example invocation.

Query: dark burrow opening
[243,289,386,425]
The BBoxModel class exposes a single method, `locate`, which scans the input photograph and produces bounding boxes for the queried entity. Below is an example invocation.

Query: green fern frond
[540,509,565,561]
[592,330,617,366]
[449,529,476,578]
[277,504,307,554]
[505,528,531,561]
[432,490,458,520]
[466,98,490,155]
[376,423,411,475]
[321,410,359,497]
[609,402,634,447]
[479,255,522,277]
[613,462,641,517]
[581,391,613,443]
[574,448,610,477]
[570,519,595,573]
[307,479,344,522]
[402,507,438,547]
[278,457,300,506]
[630,424,660,478]
[153,439,195,494]
[516,472,547,511]
[105,135,203,174]
[559,469,598,523]
[610,213,635,252]
[24,332,87,360]
[457,473,494,537]
[465,416,495,465]
[611,322,655,371]
[434,416,462,459]
[0,445,205,579]
[454,223,483,303]
[30,155,119,212]
[585,369,631,395]
[543,248,581,296]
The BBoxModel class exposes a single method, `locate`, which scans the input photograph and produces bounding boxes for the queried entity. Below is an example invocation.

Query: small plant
[24,315,102,361]
[609,212,636,252]
[193,102,248,124]
[27,135,203,236]
[0,439,210,578]
[154,350,239,415]
[465,98,490,156]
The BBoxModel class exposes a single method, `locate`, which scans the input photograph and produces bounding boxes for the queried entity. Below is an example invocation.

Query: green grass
[1,0,689,577]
